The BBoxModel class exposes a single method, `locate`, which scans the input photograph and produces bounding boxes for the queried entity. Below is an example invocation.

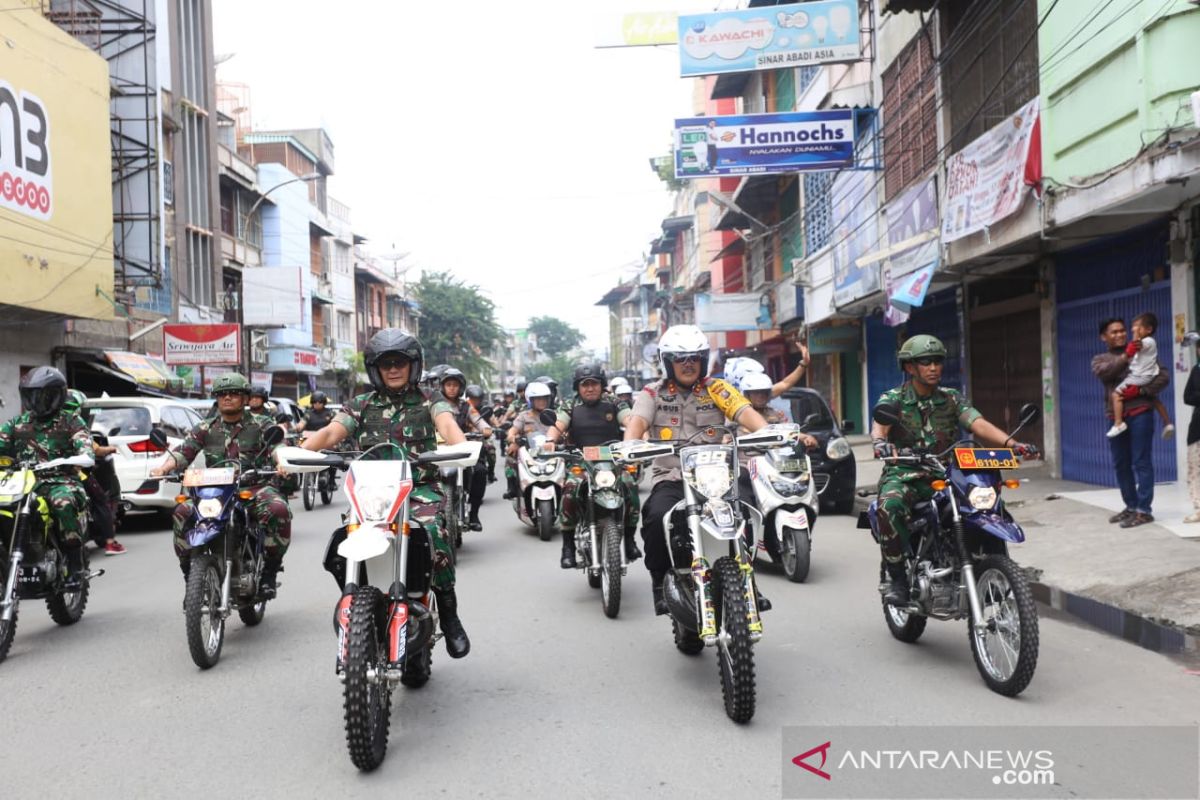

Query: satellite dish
[642,343,658,364]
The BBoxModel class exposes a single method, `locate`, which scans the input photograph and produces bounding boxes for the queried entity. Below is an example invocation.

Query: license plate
[582,446,612,462]
[954,447,1018,469]
[777,458,805,472]
[182,467,237,487]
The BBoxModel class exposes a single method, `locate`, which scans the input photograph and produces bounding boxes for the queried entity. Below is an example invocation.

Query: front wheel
[343,586,391,771]
[0,551,17,664]
[302,472,316,511]
[779,525,811,583]
[599,519,622,619]
[47,548,89,625]
[969,555,1039,697]
[714,557,755,723]
[184,555,225,669]
[536,499,556,542]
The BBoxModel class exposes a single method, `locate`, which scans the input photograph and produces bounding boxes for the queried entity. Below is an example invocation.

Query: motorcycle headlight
[770,477,805,496]
[594,470,617,489]
[826,436,852,461]
[355,486,395,521]
[197,498,222,518]
[690,464,732,499]
[967,486,998,510]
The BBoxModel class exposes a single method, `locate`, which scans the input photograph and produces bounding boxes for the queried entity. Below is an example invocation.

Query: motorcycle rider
[62,389,126,556]
[545,362,642,568]
[872,335,1038,604]
[466,384,498,485]
[296,391,334,433]
[299,329,472,659]
[440,369,493,531]
[248,385,272,417]
[534,375,560,409]
[152,374,292,597]
[504,377,528,422]
[613,381,635,408]
[624,325,769,615]
[505,382,554,500]
[0,367,93,584]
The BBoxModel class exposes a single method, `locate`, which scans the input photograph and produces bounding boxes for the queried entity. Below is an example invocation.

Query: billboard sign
[674,110,855,179]
[241,266,305,326]
[832,168,880,307]
[163,324,242,366]
[594,11,678,47]
[678,0,860,78]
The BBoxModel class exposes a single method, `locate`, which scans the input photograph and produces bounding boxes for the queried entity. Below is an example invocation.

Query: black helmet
[465,384,484,401]
[514,377,528,395]
[572,362,606,392]
[364,328,424,394]
[19,366,67,420]
[311,391,329,405]
[440,367,466,393]
[249,384,269,400]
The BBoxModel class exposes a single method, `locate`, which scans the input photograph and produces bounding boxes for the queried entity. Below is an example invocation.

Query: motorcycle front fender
[337,524,394,561]
[186,522,222,548]
[531,484,557,503]
[963,510,1025,543]
[775,508,810,532]
[592,489,622,510]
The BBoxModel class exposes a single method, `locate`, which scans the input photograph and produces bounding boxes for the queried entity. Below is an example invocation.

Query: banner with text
[678,0,860,77]
[163,324,241,366]
[942,98,1040,243]
[674,110,855,179]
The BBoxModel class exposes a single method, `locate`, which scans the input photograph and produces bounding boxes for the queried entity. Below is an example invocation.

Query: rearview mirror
[538,409,558,426]
[802,413,822,430]
[841,419,856,432]
[148,428,169,449]
[263,425,285,446]
[1017,403,1040,428]
[873,403,902,427]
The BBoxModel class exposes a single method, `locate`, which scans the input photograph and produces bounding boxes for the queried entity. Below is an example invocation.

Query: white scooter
[744,424,819,582]
[513,431,566,542]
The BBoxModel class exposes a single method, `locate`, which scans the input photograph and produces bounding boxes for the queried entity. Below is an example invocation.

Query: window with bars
[804,170,835,254]
[797,65,820,96]
[185,230,212,307]
[881,33,937,201]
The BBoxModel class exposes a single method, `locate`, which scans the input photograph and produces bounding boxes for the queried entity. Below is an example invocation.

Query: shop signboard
[674,109,855,179]
[163,324,242,366]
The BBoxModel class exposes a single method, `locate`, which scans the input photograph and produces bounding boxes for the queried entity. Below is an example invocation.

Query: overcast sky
[211,0,730,353]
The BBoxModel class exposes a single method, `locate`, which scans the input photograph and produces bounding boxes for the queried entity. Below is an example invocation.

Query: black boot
[623,528,642,562]
[468,505,483,532]
[258,559,281,600]
[560,528,577,569]
[435,586,470,658]
[755,586,772,612]
[882,562,910,606]
[63,545,85,590]
[651,573,668,616]
[503,476,519,500]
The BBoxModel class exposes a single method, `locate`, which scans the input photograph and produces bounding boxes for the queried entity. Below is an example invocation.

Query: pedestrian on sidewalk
[1181,331,1200,523]
[1092,317,1170,528]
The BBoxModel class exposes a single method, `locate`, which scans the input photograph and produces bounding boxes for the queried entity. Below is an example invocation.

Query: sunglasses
[213,390,243,399]
[376,356,411,371]
[913,356,945,367]
[670,354,703,365]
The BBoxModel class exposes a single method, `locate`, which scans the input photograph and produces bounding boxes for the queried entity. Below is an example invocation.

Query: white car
[82,397,205,516]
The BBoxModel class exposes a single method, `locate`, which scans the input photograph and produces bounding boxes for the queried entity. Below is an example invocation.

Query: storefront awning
[104,351,185,393]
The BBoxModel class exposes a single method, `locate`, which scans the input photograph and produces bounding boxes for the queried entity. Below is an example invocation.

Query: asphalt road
[3,484,1198,798]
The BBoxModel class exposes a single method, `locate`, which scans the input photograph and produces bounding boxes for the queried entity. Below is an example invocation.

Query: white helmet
[608,377,629,391]
[658,324,710,381]
[725,356,765,389]
[524,381,551,404]
[739,372,773,394]
[614,382,633,396]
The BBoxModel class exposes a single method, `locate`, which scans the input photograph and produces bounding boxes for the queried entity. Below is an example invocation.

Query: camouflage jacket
[0,409,91,482]
[334,387,455,483]
[169,411,282,481]
[630,377,753,484]
[877,382,982,481]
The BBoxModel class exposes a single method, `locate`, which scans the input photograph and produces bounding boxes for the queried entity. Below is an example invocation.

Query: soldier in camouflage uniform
[153,373,291,596]
[502,378,528,423]
[545,362,641,568]
[440,369,493,531]
[872,335,1038,604]
[465,384,497,485]
[0,368,92,572]
[300,329,473,659]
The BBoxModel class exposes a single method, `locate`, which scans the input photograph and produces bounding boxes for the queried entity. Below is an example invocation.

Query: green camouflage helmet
[211,373,251,396]
[63,389,87,415]
[897,334,947,365]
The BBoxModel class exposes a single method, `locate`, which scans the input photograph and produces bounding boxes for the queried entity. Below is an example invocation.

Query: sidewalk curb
[852,486,1200,657]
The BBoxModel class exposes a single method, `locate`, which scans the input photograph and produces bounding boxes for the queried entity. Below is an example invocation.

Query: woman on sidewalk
[1183,332,1200,523]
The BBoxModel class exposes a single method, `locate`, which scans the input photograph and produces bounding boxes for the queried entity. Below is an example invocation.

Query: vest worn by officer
[564,397,622,447]
[343,388,441,483]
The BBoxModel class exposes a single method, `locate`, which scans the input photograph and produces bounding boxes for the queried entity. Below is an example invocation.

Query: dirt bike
[278,439,478,772]
[859,402,1041,697]
[439,431,487,554]
[0,452,102,664]
[614,424,790,723]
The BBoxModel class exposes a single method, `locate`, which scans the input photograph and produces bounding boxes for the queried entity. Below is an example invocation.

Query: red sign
[163,324,241,366]
[293,350,319,368]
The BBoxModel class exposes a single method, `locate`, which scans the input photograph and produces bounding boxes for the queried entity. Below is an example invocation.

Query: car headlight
[594,470,617,489]
[690,464,732,499]
[826,436,852,460]
[967,486,998,510]
[197,498,222,518]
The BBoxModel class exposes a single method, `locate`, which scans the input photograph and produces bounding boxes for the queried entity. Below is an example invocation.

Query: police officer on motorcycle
[545,362,642,569]
[299,330,473,658]
[872,335,1038,604]
[624,325,769,615]
[297,391,334,433]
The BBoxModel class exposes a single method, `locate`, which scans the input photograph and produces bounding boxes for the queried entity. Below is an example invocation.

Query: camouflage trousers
[557,470,641,535]
[876,473,936,564]
[172,485,292,563]
[504,452,517,480]
[411,482,455,589]
[40,480,87,546]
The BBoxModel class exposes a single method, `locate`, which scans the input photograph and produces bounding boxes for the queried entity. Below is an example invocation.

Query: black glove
[873,439,897,460]
[1011,442,1039,459]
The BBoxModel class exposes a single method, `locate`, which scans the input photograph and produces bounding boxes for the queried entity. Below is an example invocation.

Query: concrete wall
[0,325,66,416]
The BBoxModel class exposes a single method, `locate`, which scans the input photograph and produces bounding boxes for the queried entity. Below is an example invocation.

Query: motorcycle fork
[0,495,31,622]
[684,494,718,644]
[737,547,763,639]
[947,492,986,630]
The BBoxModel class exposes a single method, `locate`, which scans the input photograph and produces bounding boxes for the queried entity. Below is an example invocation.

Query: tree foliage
[413,271,503,384]
[527,354,578,395]
[528,316,585,359]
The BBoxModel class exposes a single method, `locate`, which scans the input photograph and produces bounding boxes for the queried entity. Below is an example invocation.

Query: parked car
[778,388,857,515]
[82,397,205,517]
